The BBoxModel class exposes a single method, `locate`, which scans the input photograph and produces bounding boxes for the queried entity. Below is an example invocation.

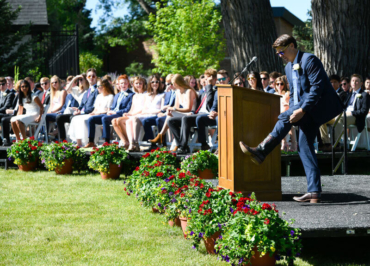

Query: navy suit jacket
[285,50,343,125]
[265,86,275,94]
[110,89,134,111]
[211,91,218,112]
[345,89,370,132]
[59,94,79,114]
[78,85,99,114]
[163,91,176,107]
[116,90,135,116]
[0,89,15,113]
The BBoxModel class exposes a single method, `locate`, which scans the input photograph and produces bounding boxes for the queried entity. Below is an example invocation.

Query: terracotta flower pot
[198,168,215,179]
[18,160,38,171]
[204,231,221,254]
[100,163,121,180]
[244,247,276,266]
[179,217,188,237]
[55,158,73,175]
[168,217,181,227]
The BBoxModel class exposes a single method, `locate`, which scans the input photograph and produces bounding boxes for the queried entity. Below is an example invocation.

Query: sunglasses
[276,45,289,55]
[276,83,284,86]
[51,81,58,84]
[269,81,275,84]
[0,83,6,86]
[41,82,48,86]
[234,82,243,86]
[21,85,28,88]
[97,85,103,88]
[217,77,227,82]
[166,83,172,86]
[341,83,347,85]
[88,75,96,78]
[247,77,256,81]
[151,81,160,84]
[261,78,268,80]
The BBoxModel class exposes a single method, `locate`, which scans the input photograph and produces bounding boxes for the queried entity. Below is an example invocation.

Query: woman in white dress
[68,79,114,146]
[11,80,44,142]
[112,76,147,149]
[149,74,198,145]
[64,73,89,105]
[47,75,67,114]
[126,74,165,151]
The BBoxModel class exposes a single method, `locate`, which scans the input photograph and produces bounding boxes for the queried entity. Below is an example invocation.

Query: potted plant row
[181,150,218,179]
[7,137,43,171]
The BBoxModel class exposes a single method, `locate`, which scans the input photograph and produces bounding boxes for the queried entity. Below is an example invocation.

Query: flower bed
[181,150,218,177]
[7,137,43,167]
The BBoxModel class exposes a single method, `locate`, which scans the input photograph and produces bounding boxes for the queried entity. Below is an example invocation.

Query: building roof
[272,7,305,27]
[9,0,48,26]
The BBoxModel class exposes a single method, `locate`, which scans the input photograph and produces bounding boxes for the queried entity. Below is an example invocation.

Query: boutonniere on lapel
[293,63,303,75]
[91,88,95,92]
[123,91,129,97]
[46,91,50,95]
[3,93,7,97]
[356,94,362,99]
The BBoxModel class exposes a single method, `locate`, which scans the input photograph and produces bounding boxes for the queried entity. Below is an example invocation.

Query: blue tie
[292,68,299,105]
[115,92,125,112]
[348,93,356,107]
[169,91,176,105]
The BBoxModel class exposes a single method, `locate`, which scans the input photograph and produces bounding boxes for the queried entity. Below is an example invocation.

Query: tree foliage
[79,52,103,74]
[293,10,314,54]
[0,0,42,76]
[146,0,225,76]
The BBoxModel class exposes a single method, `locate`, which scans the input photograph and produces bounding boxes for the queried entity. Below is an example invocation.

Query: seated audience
[216,70,230,85]
[25,77,35,96]
[149,74,197,146]
[233,72,245,87]
[260,71,275,93]
[340,76,351,95]
[5,76,14,91]
[0,77,15,114]
[127,74,165,151]
[233,77,244,87]
[269,71,280,90]
[84,74,134,148]
[141,74,176,142]
[0,80,20,146]
[364,76,370,94]
[68,78,114,146]
[48,75,67,114]
[10,80,44,142]
[247,71,264,91]
[112,76,147,149]
[39,77,51,104]
[167,68,217,154]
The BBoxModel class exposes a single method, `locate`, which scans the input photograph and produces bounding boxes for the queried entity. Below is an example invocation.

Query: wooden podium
[217,85,282,201]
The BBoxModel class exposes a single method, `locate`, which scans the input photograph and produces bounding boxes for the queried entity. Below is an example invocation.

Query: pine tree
[292,11,314,54]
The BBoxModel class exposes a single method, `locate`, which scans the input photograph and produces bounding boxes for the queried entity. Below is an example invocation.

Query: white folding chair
[28,105,50,143]
[348,119,370,151]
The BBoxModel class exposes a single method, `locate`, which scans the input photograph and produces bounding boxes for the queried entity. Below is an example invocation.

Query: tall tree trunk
[220,0,283,75]
[312,0,370,77]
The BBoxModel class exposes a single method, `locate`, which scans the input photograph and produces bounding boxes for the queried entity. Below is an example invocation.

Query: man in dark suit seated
[55,68,99,141]
[39,77,51,105]
[260,71,275,93]
[45,93,79,138]
[340,76,351,96]
[167,68,217,154]
[0,87,21,146]
[84,75,134,147]
[142,75,176,142]
[0,77,15,115]
[239,34,343,203]
[319,74,349,151]
[339,74,370,137]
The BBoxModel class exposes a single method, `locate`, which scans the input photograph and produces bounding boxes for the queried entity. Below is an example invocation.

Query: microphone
[230,56,257,85]
[241,56,257,74]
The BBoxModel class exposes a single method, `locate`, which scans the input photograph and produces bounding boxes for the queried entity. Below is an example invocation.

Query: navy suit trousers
[195,114,217,145]
[141,115,167,141]
[46,113,59,133]
[270,105,321,193]
[87,114,121,142]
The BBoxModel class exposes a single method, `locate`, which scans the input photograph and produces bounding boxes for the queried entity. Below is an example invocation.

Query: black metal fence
[32,25,79,79]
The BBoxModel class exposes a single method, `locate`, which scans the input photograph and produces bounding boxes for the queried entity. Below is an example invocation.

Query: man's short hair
[217,69,229,78]
[204,68,217,78]
[328,74,340,82]
[340,76,350,83]
[5,76,13,82]
[365,76,370,81]
[66,75,74,82]
[272,34,297,49]
[25,77,34,83]
[102,75,112,82]
[260,71,269,77]
[40,77,49,83]
[87,68,97,75]
[351,73,363,82]
[0,77,6,83]
[269,71,280,79]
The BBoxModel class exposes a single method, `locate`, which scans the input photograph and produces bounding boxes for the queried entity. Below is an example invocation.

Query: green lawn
[0,170,369,266]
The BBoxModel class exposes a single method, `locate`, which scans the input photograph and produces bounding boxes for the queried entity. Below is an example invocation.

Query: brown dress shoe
[84,142,96,148]
[293,193,321,203]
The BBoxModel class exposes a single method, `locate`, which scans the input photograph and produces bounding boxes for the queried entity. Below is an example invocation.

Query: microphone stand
[230,60,255,85]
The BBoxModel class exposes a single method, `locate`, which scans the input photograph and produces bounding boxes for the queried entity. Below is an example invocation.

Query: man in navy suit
[239,34,343,203]
[84,75,134,147]
[142,77,176,142]
[55,68,99,141]
[260,71,275,93]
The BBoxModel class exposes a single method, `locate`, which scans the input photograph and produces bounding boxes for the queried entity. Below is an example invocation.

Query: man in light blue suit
[240,35,343,203]
[85,75,134,147]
